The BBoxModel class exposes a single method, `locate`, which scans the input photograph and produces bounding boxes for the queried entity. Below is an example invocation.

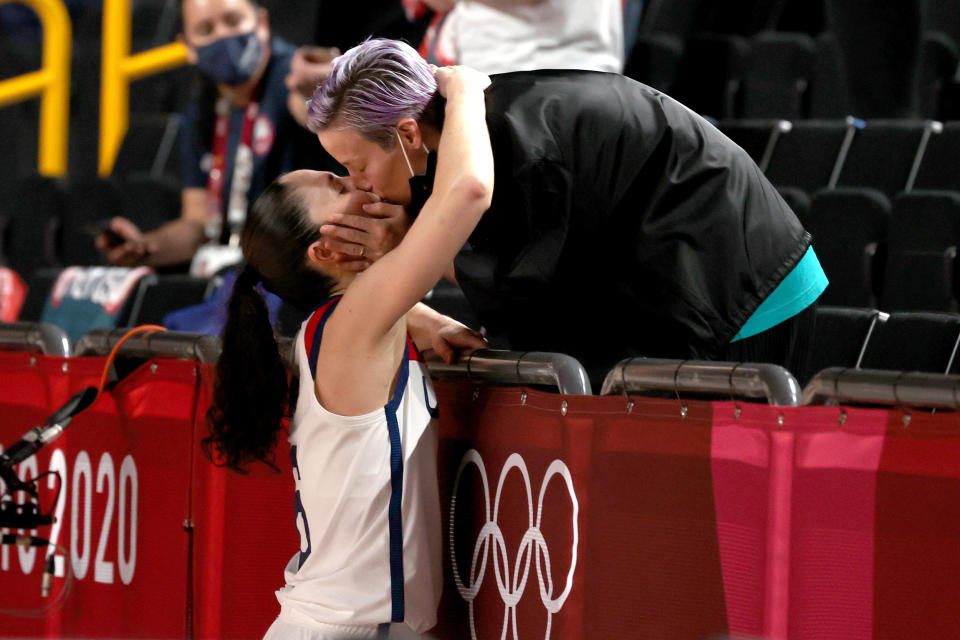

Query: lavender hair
[306,38,438,148]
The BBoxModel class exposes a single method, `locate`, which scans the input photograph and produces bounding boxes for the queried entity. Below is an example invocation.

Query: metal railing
[99,0,188,175]
[0,322,70,356]
[0,0,71,176]
[425,350,592,395]
[803,367,960,409]
[75,328,219,363]
[601,358,802,406]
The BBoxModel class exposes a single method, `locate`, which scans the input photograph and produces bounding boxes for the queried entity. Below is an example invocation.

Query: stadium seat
[112,114,182,179]
[919,32,959,118]
[61,178,123,267]
[126,274,217,326]
[913,122,960,192]
[881,191,960,312]
[119,173,182,232]
[672,33,748,120]
[859,311,960,373]
[639,0,703,37]
[764,120,848,193]
[807,188,890,307]
[624,33,685,94]
[17,267,62,323]
[4,177,65,275]
[807,306,887,378]
[835,120,928,196]
[740,32,816,119]
[809,33,851,119]
[922,0,960,47]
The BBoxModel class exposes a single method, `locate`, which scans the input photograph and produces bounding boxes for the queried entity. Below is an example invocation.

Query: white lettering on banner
[94,453,116,584]
[449,450,580,640]
[71,451,92,580]
[46,449,68,577]
[117,455,137,585]
[48,267,152,314]
[0,449,140,584]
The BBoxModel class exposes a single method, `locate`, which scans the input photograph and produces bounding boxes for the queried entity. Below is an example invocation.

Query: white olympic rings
[449,450,579,640]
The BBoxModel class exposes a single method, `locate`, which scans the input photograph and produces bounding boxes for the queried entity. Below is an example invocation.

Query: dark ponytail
[204,264,289,472]
[203,178,335,472]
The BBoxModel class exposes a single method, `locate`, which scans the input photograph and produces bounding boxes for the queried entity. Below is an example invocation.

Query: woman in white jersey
[203,64,494,639]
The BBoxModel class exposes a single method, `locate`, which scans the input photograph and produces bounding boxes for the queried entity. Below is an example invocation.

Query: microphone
[0,387,99,497]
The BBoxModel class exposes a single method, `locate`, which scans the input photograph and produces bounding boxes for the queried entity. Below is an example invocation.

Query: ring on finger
[359,246,366,258]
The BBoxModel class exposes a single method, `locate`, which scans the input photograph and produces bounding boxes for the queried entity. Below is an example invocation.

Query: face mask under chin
[195,31,264,86]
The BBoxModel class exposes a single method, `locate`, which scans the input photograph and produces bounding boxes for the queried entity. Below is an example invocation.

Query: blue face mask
[195,31,263,86]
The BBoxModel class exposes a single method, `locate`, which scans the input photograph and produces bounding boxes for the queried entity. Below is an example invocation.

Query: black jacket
[422,71,809,379]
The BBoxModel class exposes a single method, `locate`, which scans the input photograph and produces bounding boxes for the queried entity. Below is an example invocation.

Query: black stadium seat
[17,267,62,323]
[881,191,960,312]
[914,122,960,192]
[112,114,182,179]
[126,274,216,326]
[672,33,748,121]
[4,177,64,276]
[919,32,959,119]
[764,120,847,193]
[808,306,887,378]
[120,173,182,232]
[807,188,890,307]
[624,33,685,95]
[740,31,816,119]
[809,33,851,119]
[61,178,122,266]
[859,311,960,374]
[835,120,928,196]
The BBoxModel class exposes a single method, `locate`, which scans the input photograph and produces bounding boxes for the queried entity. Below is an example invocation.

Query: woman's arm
[316,67,493,412]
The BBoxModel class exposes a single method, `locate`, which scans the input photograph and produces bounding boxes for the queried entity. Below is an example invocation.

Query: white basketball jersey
[273,297,442,634]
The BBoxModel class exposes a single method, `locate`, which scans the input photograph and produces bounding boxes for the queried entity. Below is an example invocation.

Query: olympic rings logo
[449,450,579,640]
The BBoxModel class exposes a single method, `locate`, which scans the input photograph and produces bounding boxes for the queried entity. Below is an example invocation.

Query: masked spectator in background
[96,0,337,276]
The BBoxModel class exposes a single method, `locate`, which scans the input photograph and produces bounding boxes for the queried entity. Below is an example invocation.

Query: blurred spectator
[825,0,922,117]
[414,0,624,74]
[96,0,334,275]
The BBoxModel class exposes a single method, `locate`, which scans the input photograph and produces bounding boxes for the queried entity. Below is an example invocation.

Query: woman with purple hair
[307,38,828,386]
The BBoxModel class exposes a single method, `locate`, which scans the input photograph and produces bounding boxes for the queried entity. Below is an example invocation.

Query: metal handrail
[74,328,219,363]
[0,322,70,357]
[601,358,802,406]
[424,350,592,395]
[803,367,960,409]
[0,0,71,176]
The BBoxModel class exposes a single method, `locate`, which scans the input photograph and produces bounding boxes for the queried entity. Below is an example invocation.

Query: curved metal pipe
[601,358,802,406]
[74,328,220,363]
[0,322,71,357]
[424,349,593,395]
[803,367,960,409]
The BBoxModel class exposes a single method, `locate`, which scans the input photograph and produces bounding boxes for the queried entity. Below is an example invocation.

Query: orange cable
[95,325,168,398]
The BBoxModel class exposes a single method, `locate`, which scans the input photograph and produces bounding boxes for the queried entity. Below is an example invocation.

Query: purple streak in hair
[306,38,437,148]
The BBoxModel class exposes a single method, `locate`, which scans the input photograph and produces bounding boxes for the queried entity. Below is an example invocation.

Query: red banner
[2,355,960,639]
